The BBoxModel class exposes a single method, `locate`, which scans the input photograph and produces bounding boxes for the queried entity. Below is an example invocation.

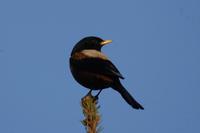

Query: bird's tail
[112,81,144,110]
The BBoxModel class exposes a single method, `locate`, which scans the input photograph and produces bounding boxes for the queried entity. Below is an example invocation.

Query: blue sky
[0,0,200,133]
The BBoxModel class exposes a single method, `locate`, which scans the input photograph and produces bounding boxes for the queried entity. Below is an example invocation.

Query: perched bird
[69,36,144,110]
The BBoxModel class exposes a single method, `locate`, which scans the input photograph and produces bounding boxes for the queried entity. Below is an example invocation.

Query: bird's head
[71,36,112,55]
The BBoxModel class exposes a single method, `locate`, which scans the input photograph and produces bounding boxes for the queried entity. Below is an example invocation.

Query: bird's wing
[104,60,125,79]
[71,50,124,79]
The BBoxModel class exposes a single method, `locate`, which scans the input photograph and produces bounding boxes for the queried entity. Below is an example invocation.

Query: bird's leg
[86,89,92,96]
[94,89,103,100]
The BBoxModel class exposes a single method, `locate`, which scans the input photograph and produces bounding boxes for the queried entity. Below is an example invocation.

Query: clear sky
[0,0,200,133]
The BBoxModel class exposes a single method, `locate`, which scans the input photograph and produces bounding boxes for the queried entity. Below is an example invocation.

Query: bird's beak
[100,40,112,46]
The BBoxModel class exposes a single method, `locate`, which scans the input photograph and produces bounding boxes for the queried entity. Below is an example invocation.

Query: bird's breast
[70,57,113,90]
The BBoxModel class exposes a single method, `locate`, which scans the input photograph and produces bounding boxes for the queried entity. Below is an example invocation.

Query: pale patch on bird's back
[81,50,108,60]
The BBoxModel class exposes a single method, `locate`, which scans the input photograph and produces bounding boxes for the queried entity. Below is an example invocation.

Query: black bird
[69,36,144,110]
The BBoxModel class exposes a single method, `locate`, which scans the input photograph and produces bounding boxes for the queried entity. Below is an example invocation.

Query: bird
[69,36,144,110]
